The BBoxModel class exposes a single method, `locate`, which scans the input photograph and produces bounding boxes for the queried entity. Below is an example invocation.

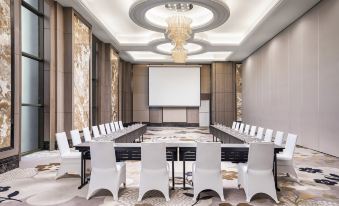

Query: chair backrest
[231,122,237,129]
[99,124,107,135]
[56,132,70,156]
[114,122,120,131]
[263,129,273,142]
[70,129,82,146]
[196,142,221,170]
[239,123,245,133]
[282,133,298,158]
[92,126,100,138]
[119,121,124,129]
[244,124,250,135]
[248,142,274,172]
[256,127,264,139]
[141,142,167,170]
[274,131,284,146]
[83,127,92,142]
[90,141,117,170]
[249,125,257,136]
[105,123,112,134]
[235,122,240,131]
[110,122,116,132]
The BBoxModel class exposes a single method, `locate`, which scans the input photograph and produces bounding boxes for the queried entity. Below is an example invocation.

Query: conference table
[75,124,284,191]
[209,124,284,190]
[75,124,147,189]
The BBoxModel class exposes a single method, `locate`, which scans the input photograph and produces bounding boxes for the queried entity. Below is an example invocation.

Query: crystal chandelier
[172,44,187,63]
[166,15,192,63]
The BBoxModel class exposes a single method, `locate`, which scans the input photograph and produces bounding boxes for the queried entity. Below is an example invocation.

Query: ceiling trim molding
[129,0,230,33]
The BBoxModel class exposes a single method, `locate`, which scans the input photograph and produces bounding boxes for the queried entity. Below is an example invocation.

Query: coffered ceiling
[56,0,320,63]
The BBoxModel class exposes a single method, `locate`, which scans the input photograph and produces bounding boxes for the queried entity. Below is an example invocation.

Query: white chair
[83,127,92,142]
[256,127,264,139]
[114,122,120,131]
[237,142,279,203]
[110,122,116,132]
[249,126,257,137]
[277,133,299,181]
[192,142,225,201]
[244,124,250,135]
[231,122,237,129]
[105,123,112,134]
[99,124,107,135]
[55,132,81,179]
[263,129,273,142]
[119,121,124,130]
[70,129,82,146]
[239,123,245,133]
[87,142,126,200]
[274,131,284,146]
[92,126,100,138]
[235,122,240,131]
[138,143,170,201]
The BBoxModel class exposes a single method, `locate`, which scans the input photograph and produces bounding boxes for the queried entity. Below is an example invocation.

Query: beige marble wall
[73,15,90,130]
[242,0,339,157]
[111,50,119,121]
[1,0,21,160]
[0,0,12,149]
[235,64,242,121]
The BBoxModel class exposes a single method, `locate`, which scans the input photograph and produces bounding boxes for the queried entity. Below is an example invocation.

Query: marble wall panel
[73,15,90,130]
[0,0,12,149]
[111,50,119,121]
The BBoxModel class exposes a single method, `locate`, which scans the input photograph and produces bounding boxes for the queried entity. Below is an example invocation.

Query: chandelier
[171,44,187,63]
[166,15,192,63]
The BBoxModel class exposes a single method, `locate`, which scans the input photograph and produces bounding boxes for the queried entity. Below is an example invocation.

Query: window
[21,0,44,154]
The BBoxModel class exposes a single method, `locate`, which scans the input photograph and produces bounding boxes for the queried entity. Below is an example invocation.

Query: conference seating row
[77,141,280,203]
[230,121,299,181]
[55,121,125,179]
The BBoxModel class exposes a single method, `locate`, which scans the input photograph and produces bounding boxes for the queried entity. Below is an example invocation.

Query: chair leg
[192,190,200,201]
[112,190,119,201]
[216,188,225,202]
[56,167,66,180]
[138,190,146,202]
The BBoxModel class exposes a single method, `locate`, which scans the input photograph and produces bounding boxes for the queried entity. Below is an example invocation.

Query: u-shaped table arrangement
[75,125,284,191]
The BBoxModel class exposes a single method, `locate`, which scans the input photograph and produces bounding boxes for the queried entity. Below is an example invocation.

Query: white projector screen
[149,66,200,107]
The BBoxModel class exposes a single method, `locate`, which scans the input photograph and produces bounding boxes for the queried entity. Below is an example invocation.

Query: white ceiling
[56,0,320,63]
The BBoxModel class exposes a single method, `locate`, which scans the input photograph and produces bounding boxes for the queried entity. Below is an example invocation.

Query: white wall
[242,0,339,157]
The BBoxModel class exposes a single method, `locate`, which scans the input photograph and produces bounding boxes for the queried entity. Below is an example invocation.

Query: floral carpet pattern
[0,127,339,205]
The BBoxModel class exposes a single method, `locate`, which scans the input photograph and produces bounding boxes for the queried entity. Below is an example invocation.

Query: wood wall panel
[132,64,149,122]
[132,64,211,124]
[242,0,339,157]
[211,62,236,125]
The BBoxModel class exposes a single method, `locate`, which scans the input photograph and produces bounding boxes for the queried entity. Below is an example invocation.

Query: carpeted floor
[1,127,339,206]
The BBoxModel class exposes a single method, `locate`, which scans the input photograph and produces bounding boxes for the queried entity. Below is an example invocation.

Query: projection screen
[149,66,200,107]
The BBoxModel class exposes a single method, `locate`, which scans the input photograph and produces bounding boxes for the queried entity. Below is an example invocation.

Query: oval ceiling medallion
[129,0,230,33]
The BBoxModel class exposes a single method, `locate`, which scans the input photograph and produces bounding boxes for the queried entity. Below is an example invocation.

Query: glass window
[23,0,39,10]
[22,57,40,104]
[21,6,39,57]
[21,106,39,153]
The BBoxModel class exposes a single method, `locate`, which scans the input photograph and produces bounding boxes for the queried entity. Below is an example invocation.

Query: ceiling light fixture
[166,15,192,62]
[165,2,193,12]
[171,44,187,63]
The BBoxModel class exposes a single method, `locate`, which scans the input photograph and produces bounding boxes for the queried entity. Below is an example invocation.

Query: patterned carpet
[1,127,339,206]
